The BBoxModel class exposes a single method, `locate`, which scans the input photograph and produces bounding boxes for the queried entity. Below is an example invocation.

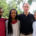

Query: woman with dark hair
[8,9,20,36]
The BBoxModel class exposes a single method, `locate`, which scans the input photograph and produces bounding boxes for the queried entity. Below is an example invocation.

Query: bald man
[18,3,34,36]
[0,8,7,36]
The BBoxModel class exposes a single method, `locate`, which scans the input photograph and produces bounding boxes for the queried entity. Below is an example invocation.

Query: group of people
[0,3,36,36]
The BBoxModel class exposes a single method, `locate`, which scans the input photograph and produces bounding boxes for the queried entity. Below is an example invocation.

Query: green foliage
[0,0,9,17]
[0,0,32,18]
[28,0,32,5]
[0,0,24,18]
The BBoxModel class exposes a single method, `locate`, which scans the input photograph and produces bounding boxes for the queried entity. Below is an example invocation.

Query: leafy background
[0,0,32,18]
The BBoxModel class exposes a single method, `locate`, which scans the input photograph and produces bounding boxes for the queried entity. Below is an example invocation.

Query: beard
[0,15,1,18]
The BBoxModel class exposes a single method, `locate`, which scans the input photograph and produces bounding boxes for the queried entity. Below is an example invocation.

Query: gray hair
[23,3,30,6]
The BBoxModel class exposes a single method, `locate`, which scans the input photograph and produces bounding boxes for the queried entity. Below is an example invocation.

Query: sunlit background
[6,0,36,14]
[0,0,36,17]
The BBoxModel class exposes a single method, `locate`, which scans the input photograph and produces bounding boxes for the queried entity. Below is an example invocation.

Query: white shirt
[11,20,20,36]
[6,20,20,36]
[33,21,36,36]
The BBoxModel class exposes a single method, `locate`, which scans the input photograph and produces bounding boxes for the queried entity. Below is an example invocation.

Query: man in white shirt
[33,11,36,36]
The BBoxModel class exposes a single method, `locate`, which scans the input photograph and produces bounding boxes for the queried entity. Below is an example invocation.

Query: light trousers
[11,23,20,36]
[20,33,32,36]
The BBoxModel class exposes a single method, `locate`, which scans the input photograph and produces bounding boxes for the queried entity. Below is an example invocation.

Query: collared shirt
[0,17,7,36]
[0,18,5,36]
[18,13,34,35]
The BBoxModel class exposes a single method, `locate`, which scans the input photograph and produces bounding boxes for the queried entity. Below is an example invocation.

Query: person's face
[23,3,29,13]
[11,10,16,19]
[34,12,36,20]
[0,9,3,16]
